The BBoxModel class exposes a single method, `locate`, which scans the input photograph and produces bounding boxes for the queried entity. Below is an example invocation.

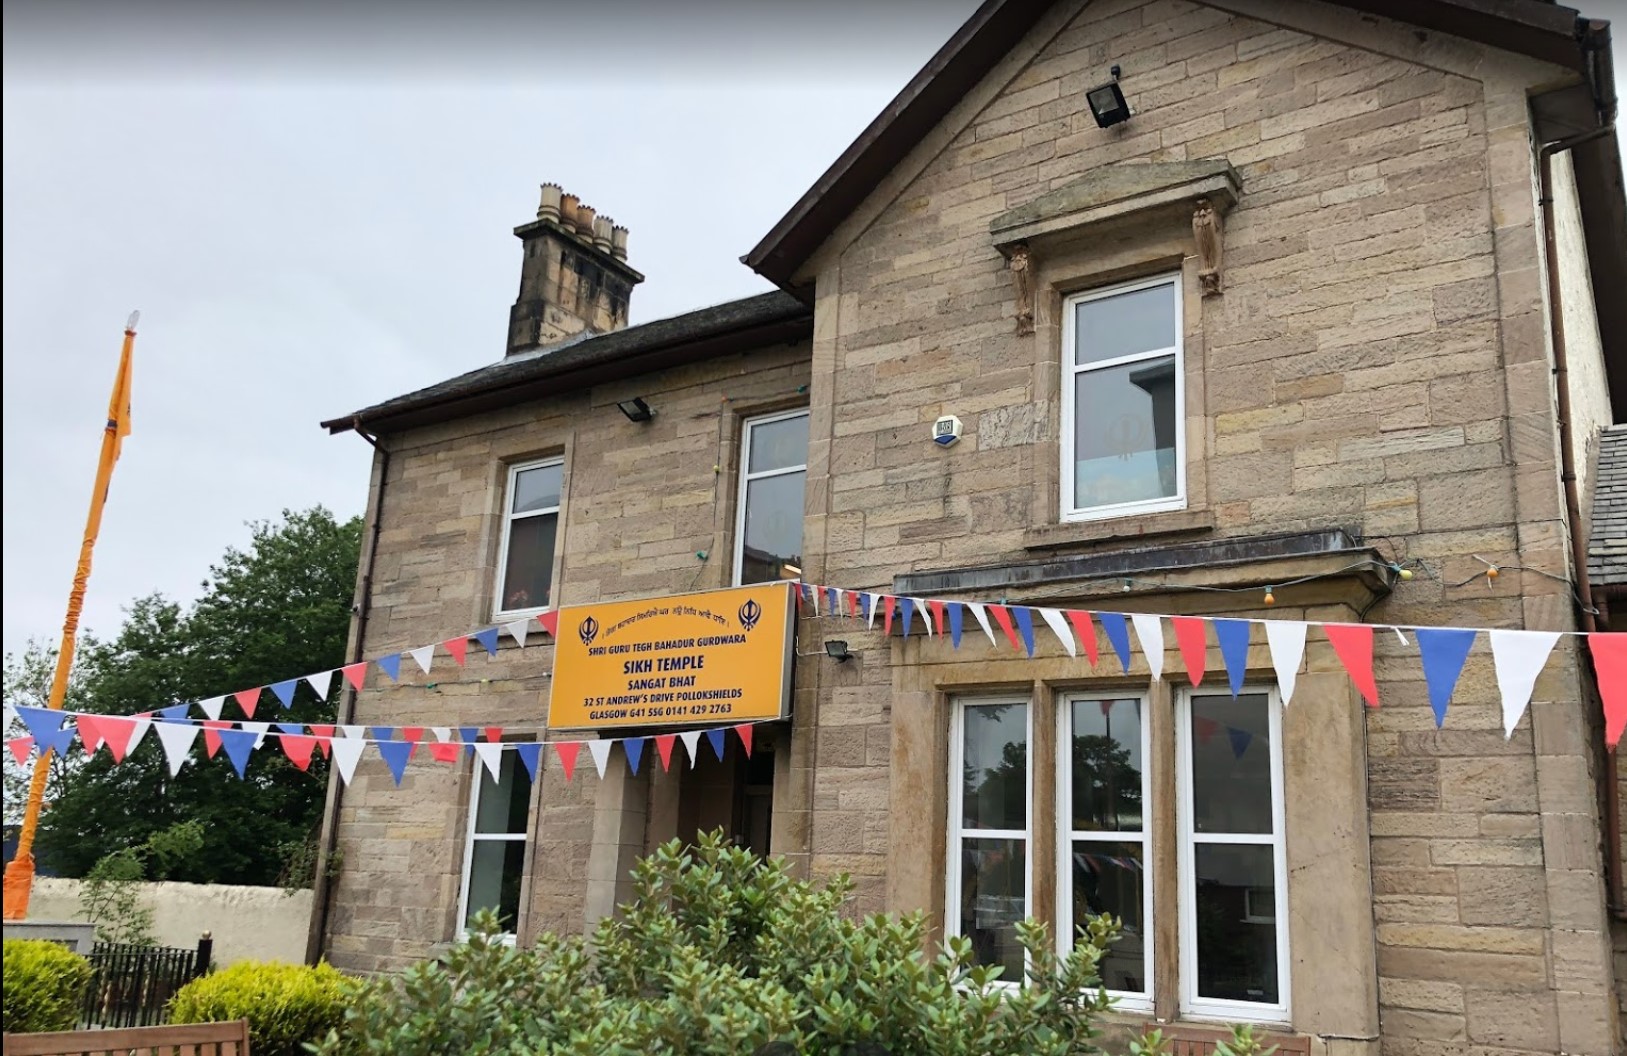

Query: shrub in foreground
[168,959,346,1056]
[1,938,94,1034]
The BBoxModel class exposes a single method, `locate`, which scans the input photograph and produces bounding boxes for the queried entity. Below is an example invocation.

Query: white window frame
[493,457,563,620]
[733,409,809,585]
[1056,692,1153,1012]
[1175,687,1290,1024]
[1059,273,1186,523]
[457,754,531,944]
[946,696,1034,984]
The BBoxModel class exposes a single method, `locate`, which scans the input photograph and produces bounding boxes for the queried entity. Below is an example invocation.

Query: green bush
[2,939,94,1033]
[168,959,347,1056]
[313,831,1119,1056]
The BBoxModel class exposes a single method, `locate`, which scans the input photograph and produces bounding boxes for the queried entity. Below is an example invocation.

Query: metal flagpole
[3,311,138,920]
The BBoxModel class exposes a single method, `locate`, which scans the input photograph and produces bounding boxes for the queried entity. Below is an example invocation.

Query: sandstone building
[314,2,1626,1053]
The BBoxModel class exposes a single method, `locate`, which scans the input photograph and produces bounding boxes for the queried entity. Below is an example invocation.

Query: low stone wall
[26,879,312,966]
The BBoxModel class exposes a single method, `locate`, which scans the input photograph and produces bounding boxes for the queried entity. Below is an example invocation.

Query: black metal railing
[80,933,212,1028]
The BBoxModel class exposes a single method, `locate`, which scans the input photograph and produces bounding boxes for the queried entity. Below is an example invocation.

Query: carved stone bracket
[1192,197,1224,296]
[1008,242,1035,335]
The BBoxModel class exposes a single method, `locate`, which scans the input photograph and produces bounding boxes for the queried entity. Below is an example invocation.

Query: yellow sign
[548,583,796,730]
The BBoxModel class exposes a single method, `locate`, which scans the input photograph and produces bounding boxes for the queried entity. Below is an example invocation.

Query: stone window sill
[1023,509,1215,552]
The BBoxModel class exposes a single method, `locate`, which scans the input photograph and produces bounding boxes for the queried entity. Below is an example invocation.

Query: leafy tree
[3,642,82,829]
[34,508,361,885]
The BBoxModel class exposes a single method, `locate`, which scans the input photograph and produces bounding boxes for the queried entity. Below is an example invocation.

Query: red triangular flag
[883,595,896,635]
[75,714,105,755]
[7,737,34,766]
[537,611,559,637]
[989,605,1023,652]
[484,726,503,743]
[928,600,947,636]
[201,720,231,758]
[401,726,425,743]
[443,637,468,666]
[735,724,754,757]
[1194,715,1221,744]
[655,734,677,771]
[279,734,318,772]
[1066,610,1099,666]
[340,663,367,692]
[427,742,461,764]
[555,741,580,781]
[1172,616,1208,687]
[1589,633,1627,748]
[100,717,137,763]
[308,724,334,759]
[233,688,262,718]
[1325,623,1379,707]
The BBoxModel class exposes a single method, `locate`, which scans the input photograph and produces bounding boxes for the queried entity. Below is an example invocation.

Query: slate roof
[323,290,811,434]
[1590,424,1627,587]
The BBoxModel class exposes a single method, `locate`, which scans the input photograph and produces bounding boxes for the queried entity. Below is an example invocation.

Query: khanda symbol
[738,599,762,633]
[578,616,600,647]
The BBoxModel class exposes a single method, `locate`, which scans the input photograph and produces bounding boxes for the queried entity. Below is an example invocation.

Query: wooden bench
[2,1019,250,1056]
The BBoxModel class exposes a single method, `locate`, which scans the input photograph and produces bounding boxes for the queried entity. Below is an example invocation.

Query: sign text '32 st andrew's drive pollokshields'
[547,583,796,731]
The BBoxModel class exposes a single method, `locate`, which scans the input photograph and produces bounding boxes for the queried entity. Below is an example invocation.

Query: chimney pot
[593,216,614,252]
[611,225,630,260]
[559,193,581,231]
[537,182,562,222]
[576,204,597,239]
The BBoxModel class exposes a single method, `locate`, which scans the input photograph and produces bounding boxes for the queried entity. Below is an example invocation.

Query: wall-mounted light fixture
[824,640,853,663]
[617,397,655,422]
[1087,65,1130,128]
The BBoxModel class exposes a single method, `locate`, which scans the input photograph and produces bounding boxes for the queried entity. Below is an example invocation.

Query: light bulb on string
[1263,586,1276,606]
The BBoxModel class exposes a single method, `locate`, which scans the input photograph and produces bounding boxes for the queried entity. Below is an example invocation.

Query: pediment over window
[990,160,1241,253]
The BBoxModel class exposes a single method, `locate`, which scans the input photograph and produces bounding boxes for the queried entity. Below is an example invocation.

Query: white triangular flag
[503,619,530,649]
[240,720,270,749]
[1490,629,1561,737]
[919,599,934,637]
[867,594,879,630]
[126,717,153,755]
[430,726,452,743]
[1264,621,1308,706]
[304,671,334,701]
[1038,609,1077,658]
[154,722,199,777]
[679,730,702,768]
[338,725,365,739]
[330,737,366,785]
[1393,626,1411,646]
[967,602,997,645]
[473,741,504,782]
[198,696,225,721]
[588,739,613,779]
[1131,614,1166,681]
[408,646,436,675]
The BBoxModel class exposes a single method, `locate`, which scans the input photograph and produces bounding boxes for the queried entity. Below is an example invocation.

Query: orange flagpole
[3,311,138,920]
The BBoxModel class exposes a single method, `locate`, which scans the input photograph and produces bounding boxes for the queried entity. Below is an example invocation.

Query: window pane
[1070,698,1143,832]
[961,703,1027,831]
[740,471,805,584]
[957,837,1026,979]
[1193,843,1279,1005]
[1067,840,1146,994]
[512,463,562,514]
[1072,356,1178,510]
[463,839,526,932]
[1190,694,1274,835]
[500,512,557,611]
[747,414,809,474]
[1075,283,1176,365]
[474,751,532,835]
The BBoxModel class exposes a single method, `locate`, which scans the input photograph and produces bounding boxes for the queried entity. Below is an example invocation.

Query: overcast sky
[3,1,1624,657]
[1,1,981,654]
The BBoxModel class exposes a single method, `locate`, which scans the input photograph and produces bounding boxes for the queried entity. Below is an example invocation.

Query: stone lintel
[990,160,1241,255]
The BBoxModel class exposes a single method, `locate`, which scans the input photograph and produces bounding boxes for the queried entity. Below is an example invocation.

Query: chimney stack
[507,183,644,356]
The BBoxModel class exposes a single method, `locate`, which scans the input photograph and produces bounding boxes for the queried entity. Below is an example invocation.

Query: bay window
[495,459,562,617]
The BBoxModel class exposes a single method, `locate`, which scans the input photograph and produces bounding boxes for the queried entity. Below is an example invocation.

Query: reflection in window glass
[462,751,533,935]
[498,459,562,613]
[737,412,808,584]
[1193,844,1279,1004]
[1075,284,1178,365]
[952,701,1029,980]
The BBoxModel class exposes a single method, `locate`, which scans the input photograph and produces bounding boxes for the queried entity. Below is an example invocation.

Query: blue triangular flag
[705,729,726,761]
[1013,607,1037,657]
[826,587,839,613]
[376,740,413,786]
[1227,726,1254,759]
[156,703,192,721]
[36,723,77,759]
[274,722,305,736]
[15,706,66,744]
[1417,627,1477,728]
[473,628,500,657]
[860,593,873,621]
[218,728,258,779]
[269,679,299,708]
[1098,613,1132,673]
[458,726,480,755]
[900,598,916,637]
[1213,620,1252,698]
[624,737,647,775]
[370,726,394,742]
[947,603,964,649]
[376,654,402,682]
[801,582,816,608]
[514,742,541,782]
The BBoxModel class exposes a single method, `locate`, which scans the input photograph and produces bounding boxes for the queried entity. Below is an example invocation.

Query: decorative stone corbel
[1008,242,1035,335]
[1192,197,1224,296]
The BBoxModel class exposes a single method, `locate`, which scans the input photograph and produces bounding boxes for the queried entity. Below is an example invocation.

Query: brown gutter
[304,421,389,962]
[1539,124,1623,919]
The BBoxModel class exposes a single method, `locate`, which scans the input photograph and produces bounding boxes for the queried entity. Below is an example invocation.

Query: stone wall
[28,879,312,966]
